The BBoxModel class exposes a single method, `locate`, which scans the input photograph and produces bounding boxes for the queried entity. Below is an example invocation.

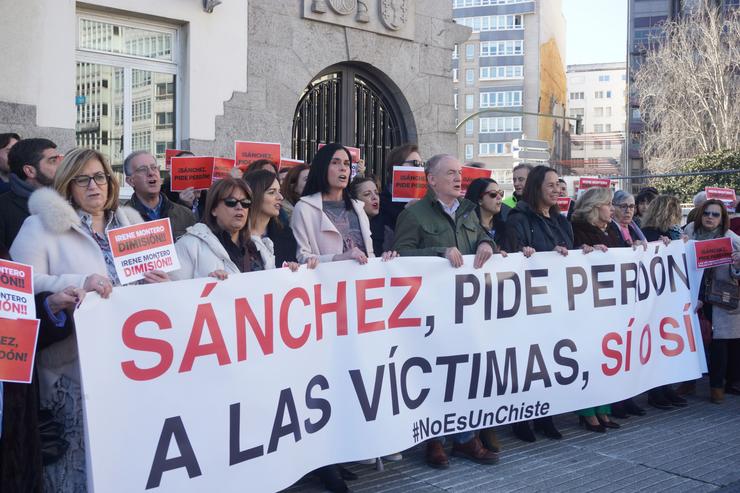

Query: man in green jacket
[392,154,499,468]
[502,163,532,208]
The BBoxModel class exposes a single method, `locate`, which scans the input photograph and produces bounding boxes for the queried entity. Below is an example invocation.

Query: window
[598,75,610,82]
[456,15,524,33]
[621,74,627,81]
[606,90,612,98]
[570,92,584,100]
[605,107,612,117]
[465,94,474,111]
[465,144,474,160]
[480,65,523,80]
[594,107,604,117]
[593,141,604,150]
[479,116,522,133]
[453,69,458,82]
[76,13,178,176]
[155,140,174,157]
[454,93,458,109]
[569,108,584,118]
[480,40,524,57]
[479,142,512,156]
[465,69,475,85]
[465,120,474,136]
[605,123,612,132]
[465,44,475,60]
[452,44,459,59]
[594,91,604,99]
[480,90,522,108]
[594,124,604,133]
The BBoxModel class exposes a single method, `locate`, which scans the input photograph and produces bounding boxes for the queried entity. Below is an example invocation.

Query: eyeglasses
[703,211,721,218]
[616,204,636,211]
[72,172,108,187]
[403,159,425,167]
[222,197,251,208]
[484,191,503,199]
[133,164,160,175]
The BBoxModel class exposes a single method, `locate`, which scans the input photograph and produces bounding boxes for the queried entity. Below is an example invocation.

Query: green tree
[653,150,740,202]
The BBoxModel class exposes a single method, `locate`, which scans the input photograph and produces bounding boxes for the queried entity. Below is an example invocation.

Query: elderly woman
[684,199,740,403]
[610,190,646,247]
[10,148,168,491]
[570,188,622,432]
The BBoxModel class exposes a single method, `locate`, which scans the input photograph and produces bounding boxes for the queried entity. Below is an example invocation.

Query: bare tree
[633,1,740,172]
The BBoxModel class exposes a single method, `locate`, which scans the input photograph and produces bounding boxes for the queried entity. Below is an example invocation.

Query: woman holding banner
[570,187,623,432]
[465,177,510,246]
[10,148,169,492]
[351,175,395,255]
[610,190,647,248]
[502,165,588,442]
[684,199,740,403]
[243,169,305,267]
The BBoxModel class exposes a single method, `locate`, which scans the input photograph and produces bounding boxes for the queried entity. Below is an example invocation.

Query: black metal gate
[292,65,406,181]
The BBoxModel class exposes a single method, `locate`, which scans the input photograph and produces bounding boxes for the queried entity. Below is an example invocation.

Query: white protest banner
[106,219,181,285]
[0,259,36,319]
[75,241,705,493]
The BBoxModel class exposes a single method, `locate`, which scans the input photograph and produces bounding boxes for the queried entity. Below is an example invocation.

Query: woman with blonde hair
[11,148,169,491]
[570,187,622,431]
[640,194,683,242]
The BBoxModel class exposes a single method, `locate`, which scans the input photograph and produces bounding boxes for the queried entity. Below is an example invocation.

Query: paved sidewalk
[286,378,740,492]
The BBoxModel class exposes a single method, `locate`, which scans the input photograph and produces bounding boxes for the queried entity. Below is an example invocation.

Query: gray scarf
[694,227,722,241]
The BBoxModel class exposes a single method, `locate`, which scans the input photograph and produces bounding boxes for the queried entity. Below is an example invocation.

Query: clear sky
[562,0,628,66]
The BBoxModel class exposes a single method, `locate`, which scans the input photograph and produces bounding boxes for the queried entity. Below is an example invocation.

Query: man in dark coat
[0,138,61,252]
[123,151,195,240]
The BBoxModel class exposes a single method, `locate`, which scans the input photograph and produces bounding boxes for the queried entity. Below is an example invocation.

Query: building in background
[452,0,569,188]
[627,0,739,190]
[0,1,466,187]
[566,62,626,179]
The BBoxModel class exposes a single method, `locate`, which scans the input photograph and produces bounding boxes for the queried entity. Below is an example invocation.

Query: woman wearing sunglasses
[684,199,740,403]
[173,176,263,280]
[464,177,510,245]
[10,148,169,491]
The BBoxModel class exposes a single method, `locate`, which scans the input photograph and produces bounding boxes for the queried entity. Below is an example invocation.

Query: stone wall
[0,102,76,152]
[187,0,469,160]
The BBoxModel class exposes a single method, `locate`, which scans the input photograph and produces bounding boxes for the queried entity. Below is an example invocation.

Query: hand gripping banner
[75,241,705,492]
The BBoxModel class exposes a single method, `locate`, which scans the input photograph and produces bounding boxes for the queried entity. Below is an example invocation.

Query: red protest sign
[391,166,427,202]
[279,158,305,170]
[212,158,236,183]
[557,197,572,215]
[694,237,734,269]
[705,187,737,212]
[234,141,281,171]
[461,166,493,195]
[579,177,611,189]
[170,157,214,191]
[317,144,361,163]
[164,149,188,171]
[0,317,40,383]
[0,259,35,319]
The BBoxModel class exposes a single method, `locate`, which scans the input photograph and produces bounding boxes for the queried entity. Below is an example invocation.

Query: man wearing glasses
[123,151,195,240]
[0,138,62,252]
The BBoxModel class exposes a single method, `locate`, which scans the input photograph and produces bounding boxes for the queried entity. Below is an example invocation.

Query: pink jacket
[290,192,375,263]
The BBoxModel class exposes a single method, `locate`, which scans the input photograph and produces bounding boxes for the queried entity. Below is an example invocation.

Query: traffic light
[575,117,583,135]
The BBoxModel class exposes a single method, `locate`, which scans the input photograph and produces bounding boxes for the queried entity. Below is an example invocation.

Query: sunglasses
[484,191,503,199]
[222,197,251,208]
[403,159,425,167]
[72,172,108,187]
[703,211,721,218]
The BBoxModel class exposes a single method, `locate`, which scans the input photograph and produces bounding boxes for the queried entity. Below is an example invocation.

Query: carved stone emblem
[379,0,408,31]
[328,0,357,15]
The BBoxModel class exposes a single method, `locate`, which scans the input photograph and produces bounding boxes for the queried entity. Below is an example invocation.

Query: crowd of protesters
[0,132,738,493]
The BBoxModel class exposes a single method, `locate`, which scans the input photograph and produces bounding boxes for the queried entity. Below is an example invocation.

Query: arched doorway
[292,63,414,181]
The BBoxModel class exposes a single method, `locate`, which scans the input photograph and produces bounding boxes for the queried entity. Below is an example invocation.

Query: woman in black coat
[0,247,84,492]
[502,166,592,443]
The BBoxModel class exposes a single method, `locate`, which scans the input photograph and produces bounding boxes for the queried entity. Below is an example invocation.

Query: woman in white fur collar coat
[10,148,169,492]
